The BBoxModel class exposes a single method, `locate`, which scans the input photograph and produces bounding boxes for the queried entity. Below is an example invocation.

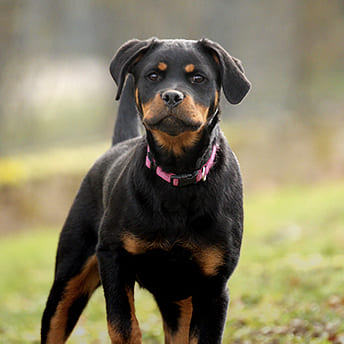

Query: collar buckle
[201,166,207,182]
[145,144,218,187]
[170,170,199,187]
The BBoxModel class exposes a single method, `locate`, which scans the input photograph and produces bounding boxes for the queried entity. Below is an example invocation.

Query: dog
[41,38,251,344]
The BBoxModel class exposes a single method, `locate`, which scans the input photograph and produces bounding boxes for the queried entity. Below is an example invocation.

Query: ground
[1,181,344,343]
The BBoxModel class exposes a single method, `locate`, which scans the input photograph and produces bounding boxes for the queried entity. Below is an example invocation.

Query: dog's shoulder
[91,136,143,174]
[82,136,144,197]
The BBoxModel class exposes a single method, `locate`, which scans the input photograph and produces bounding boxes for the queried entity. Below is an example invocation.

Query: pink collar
[145,144,218,187]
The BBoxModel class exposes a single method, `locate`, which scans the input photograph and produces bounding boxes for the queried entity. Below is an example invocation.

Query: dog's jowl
[41,38,250,344]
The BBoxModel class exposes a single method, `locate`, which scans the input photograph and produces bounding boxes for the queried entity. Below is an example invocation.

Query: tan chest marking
[193,246,224,276]
[121,233,224,276]
[182,241,225,276]
[121,232,171,254]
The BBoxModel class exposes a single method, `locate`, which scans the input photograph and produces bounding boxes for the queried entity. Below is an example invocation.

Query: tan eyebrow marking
[158,62,168,71]
[185,64,195,73]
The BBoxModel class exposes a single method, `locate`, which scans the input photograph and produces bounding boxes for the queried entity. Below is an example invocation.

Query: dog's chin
[145,115,202,136]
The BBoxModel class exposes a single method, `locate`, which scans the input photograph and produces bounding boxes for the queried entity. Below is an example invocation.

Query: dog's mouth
[144,111,202,136]
[141,93,209,136]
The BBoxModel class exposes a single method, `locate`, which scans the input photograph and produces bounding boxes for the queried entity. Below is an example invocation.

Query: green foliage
[1,182,344,343]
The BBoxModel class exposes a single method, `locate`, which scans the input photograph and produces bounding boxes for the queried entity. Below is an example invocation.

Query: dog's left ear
[110,38,156,100]
[199,38,251,104]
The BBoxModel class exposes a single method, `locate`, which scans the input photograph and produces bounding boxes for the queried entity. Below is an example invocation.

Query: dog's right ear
[110,38,156,100]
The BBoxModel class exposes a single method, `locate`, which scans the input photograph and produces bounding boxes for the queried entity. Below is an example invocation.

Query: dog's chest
[122,234,225,299]
[121,232,224,278]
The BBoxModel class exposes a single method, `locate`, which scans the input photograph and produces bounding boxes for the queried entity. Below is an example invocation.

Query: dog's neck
[145,123,220,176]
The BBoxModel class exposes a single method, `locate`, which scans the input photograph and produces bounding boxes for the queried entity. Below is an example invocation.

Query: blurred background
[1,1,344,343]
[1,0,343,232]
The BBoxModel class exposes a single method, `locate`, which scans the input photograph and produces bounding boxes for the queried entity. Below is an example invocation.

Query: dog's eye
[191,74,205,84]
[147,72,160,81]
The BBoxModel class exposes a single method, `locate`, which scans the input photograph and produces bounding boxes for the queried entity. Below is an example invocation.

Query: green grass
[1,181,344,343]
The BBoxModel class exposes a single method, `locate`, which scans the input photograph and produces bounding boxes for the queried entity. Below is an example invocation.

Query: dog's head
[110,38,250,152]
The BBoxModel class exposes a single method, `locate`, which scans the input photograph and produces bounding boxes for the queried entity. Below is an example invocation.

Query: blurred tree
[0,1,19,154]
[293,0,344,118]
[0,0,343,154]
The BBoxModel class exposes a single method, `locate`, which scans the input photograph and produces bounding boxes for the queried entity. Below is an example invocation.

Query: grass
[1,181,344,343]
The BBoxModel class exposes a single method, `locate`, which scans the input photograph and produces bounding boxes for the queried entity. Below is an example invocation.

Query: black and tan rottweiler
[41,38,251,344]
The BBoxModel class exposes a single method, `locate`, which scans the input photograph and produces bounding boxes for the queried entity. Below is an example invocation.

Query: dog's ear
[110,38,156,100]
[199,38,251,104]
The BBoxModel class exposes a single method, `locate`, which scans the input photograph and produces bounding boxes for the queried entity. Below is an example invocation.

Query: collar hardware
[201,166,207,182]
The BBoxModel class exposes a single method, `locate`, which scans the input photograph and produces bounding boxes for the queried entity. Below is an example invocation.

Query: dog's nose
[161,90,184,108]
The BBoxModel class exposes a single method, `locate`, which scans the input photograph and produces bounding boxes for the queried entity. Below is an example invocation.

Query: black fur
[41,38,250,344]
[112,74,141,145]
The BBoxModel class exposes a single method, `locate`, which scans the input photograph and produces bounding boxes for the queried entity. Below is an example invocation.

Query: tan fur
[141,94,209,127]
[141,93,165,124]
[126,287,142,343]
[122,232,171,254]
[181,94,209,124]
[122,233,147,255]
[190,336,199,344]
[132,53,145,66]
[174,297,193,343]
[181,242,224,276]
[122,233,224,277]
[158,62,168,71]
[214,90,219,109]
[107,288,141,344]
[162,297,193,344]
[151,129,202,156]
[163,321,173,344]
[108,321,124,343]
[211,52,220,65]
[135,88,140,107]
[193,246,224,276]
[46,255,100,344]
[141,93,209,156]
[184,64,195,73]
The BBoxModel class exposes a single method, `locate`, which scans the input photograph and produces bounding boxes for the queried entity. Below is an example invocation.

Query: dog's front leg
[190,286,229,344]
[97,240,141,344]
